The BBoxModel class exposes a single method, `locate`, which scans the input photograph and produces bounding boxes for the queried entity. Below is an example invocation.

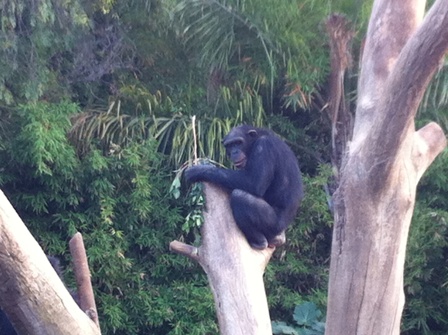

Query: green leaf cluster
[272,302,325,335]
[0,0,89,102]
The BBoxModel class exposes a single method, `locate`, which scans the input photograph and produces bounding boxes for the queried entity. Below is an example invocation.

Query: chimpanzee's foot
[249,239,269,250]
[267,231,286,248]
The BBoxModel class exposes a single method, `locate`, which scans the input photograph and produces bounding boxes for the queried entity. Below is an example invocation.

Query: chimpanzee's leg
[0,309,16,335]
[230,189,280,249]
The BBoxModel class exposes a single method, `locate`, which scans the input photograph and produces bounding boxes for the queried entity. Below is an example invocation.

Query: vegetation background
[0,0,447,334]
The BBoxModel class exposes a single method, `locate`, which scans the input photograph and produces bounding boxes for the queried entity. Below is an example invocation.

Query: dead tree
[325,1,448,334]
[0,190,100,335]
[170,183,274,335]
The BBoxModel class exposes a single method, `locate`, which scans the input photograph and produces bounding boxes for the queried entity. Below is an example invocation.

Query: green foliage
[402,150,448,335]
[71,78,269,166]
[0,101,219,334]
[272,302,326,335]
[172,0,330,112]
[0,0,89,103]
[13,102,79,177]
[171,163,207,234]
[182,182,206,232]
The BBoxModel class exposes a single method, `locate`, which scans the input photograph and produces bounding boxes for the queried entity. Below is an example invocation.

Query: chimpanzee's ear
[247,129,258,138]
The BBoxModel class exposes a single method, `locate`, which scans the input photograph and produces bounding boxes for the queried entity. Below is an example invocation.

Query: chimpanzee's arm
[184,138,275,196]
[184,165,254,191]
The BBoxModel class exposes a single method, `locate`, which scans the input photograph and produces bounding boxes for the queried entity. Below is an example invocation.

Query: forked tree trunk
[326,1,448,334]
[0,190,100,335]
[171,183,274,335]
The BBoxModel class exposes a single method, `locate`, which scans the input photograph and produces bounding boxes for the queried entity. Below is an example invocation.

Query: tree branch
[354,0,425,136]
[412,122,447,181]
[380,0,448,124]
[352,0,448,186]
[69,232,101,329]
[169,240,200,262]
[171,183,274,335]
[0,190,100,335]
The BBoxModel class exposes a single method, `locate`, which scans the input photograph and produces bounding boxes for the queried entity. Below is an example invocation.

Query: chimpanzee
[184,125,303,250]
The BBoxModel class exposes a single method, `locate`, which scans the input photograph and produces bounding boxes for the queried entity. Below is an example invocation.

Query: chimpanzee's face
[223,126,258,169]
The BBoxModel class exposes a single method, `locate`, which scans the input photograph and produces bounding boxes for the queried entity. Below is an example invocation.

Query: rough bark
[170,183,274,335]
[0,190,100,335]
[325,1,448,334]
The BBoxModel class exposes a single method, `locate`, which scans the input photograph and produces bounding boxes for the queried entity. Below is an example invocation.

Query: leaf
[170,176,182,199]
[293,302,322,327]
[311,321,326,332]
[272,321,299,335]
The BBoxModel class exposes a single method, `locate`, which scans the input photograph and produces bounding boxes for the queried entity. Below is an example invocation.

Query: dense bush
[0,102,218,334]
[0,101,335,334]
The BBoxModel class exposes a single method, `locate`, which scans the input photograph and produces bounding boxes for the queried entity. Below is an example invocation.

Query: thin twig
[192,115,198,164]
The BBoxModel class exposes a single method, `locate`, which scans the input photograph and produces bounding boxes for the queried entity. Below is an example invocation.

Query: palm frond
[69,91,251,166]
[173,0,330,112]
[174,0,276,71]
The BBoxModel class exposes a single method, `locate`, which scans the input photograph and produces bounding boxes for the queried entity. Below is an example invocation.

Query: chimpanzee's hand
[184,164,216,183]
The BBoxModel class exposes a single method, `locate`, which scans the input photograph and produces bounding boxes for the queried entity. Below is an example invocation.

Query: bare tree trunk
[171,183,274,335]
[0,190,100,335]
[325,1,448,334]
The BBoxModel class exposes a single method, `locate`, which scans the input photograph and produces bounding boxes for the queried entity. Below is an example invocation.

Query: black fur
[185,125,303,249]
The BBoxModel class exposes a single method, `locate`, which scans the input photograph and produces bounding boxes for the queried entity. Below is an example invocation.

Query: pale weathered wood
[0,190,100,335]
[171,183,274,335]
[325,0,448,334]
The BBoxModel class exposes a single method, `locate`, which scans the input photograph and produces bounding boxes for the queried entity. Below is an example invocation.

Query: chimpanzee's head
[222,125,259,169]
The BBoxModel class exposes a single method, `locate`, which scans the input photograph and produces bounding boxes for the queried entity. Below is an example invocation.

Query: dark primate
[185,125,303,249]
